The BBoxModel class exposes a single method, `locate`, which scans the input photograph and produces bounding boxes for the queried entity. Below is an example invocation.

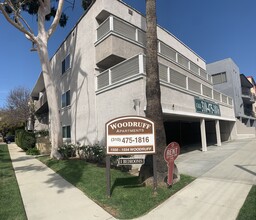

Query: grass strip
[0,144,27,220]
[38,156,195,219]
[236,185,256,220]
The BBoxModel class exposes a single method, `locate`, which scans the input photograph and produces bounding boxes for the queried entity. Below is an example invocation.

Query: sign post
[106,116,156,197]
[164,142,180,186]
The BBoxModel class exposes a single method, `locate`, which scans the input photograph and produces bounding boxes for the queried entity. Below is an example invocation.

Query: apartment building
[31,0,237,152]
[207,58,256,128]
[247,76,256,118]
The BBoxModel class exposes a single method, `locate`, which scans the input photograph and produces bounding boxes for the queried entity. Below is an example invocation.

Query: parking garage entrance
[163,115,235,153]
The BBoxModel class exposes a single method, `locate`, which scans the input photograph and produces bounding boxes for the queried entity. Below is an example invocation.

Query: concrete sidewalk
[8,144,116,220]
[8,138,256,220]
[136,138,256,220]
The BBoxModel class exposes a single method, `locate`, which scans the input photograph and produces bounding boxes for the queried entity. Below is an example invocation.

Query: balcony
[244,107,256,118]
[96,54,233,107]
[95,15,212,84]
[241,87,255,104]
[34,91,48,114]
[95,16,145,69]
[97,54,144,91]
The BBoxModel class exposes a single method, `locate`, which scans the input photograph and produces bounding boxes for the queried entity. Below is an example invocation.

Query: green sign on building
[195,97,221,116]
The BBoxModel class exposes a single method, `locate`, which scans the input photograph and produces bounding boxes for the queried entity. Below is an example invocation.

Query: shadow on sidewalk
[235,164,256,176]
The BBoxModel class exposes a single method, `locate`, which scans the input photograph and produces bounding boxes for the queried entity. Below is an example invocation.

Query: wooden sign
[106,116,155,155]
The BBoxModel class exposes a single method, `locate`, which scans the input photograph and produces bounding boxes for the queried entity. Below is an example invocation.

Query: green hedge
[15,129,36,151]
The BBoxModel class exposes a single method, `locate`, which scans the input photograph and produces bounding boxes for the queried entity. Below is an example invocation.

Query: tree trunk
[37,38,63,159]
[139,0,179,185]
[36,3,63,159]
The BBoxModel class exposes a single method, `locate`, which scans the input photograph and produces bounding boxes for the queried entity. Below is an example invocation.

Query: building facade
[207,58,256,128]
[31,0,238,152]
[247,76,256,118]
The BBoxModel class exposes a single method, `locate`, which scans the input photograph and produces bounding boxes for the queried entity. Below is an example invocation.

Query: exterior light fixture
[133,99,140,115]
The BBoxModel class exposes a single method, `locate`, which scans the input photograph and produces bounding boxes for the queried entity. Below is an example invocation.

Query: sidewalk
[136,138,256,220]
[8,143,116,220]
[8,138,256,220]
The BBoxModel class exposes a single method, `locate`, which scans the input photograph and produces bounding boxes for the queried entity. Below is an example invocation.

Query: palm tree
[140,0,179,185]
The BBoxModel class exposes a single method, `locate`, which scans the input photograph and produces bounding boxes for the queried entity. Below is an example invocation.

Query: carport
[163,113,235,153]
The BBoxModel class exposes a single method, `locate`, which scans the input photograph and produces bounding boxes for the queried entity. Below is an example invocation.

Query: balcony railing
[35,91,47,111]
[241,87,255,103]
[97,54,144,90]
[96,15,212,84]
[96,54,233,107]
[244,108,256,118]
[242,87,252,96]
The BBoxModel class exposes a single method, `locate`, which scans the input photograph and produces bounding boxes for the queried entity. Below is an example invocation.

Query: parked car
[4,135,15,144]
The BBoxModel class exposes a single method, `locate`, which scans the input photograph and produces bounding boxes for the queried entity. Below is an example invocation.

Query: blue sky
[1,0,256,107]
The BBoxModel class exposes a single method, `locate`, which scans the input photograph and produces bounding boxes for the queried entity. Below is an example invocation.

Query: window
[62,54,70,74]
[62,125,71,138]
[212,72,227,85]
[61,90,70,108]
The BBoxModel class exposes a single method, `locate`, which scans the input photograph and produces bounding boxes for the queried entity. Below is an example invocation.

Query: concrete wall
[219,120,233,141]
[161,84,235,121]
[36,136,51,154]
[96,78,146,144]
[95,35,145,67]
[236,119,256,136]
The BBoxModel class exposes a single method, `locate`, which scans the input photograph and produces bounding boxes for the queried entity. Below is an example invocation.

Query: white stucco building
[31,0,241,152]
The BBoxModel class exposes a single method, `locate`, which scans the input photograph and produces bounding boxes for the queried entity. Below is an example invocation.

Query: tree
[82,0,94,10]
[140,0,179,185]
[0,1,94,159]
[0,109,17,137]
[6,86,32,128]
[0,86,31,135]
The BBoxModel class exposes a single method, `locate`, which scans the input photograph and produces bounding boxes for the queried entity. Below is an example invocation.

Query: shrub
[15,129,23,148]
[35,130,49,138]
[22,133,36,150]
[26,148,40,155]
[15,129,36,151]
[58,144,76,159]
[78,144,106,163]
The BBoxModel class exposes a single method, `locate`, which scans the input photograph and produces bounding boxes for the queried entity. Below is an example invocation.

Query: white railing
[96,54,233,107]
[97,54,144,90]
[96,15,212,84]
[35,91,47,110]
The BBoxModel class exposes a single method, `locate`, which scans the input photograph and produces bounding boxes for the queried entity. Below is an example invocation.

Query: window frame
[61,54,71,75]
[62,125,71,139]
[61,90,71,108]
[212,72,227,85]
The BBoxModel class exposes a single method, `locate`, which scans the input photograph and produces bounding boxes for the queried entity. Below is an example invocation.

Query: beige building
[31,0,242,152]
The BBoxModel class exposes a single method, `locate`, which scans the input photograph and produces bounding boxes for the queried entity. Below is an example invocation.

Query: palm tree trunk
[139,0,179,185]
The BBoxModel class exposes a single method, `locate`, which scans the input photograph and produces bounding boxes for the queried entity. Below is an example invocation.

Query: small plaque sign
[118,158,145,165]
